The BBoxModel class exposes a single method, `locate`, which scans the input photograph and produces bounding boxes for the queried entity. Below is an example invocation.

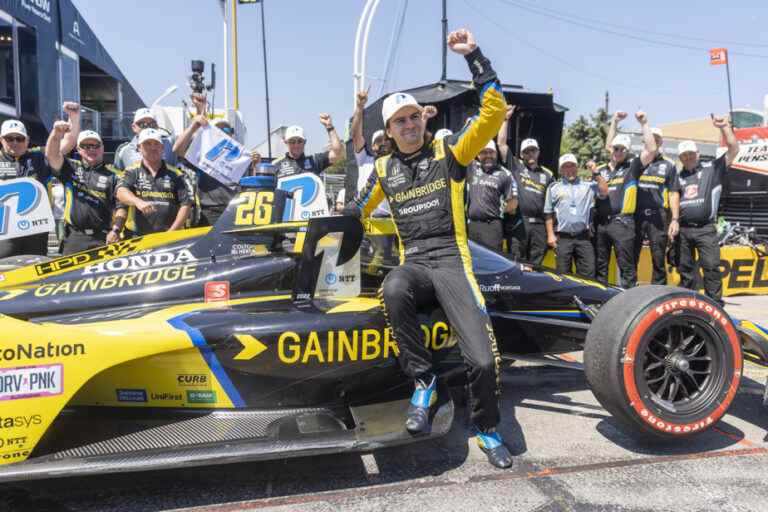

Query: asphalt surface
[1,296,767,512]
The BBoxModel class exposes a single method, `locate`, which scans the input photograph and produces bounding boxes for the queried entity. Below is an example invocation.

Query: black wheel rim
[636,314,729,418]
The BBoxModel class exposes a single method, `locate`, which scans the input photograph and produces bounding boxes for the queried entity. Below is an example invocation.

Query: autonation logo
[21,0,52,23]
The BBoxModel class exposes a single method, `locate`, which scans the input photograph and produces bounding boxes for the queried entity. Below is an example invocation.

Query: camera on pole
[189,60,216,94]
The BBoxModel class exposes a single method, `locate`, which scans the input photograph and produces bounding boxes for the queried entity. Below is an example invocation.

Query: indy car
[0,174,766,483]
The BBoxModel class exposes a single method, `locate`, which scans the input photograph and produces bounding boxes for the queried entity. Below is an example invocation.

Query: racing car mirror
[293,216,363,306]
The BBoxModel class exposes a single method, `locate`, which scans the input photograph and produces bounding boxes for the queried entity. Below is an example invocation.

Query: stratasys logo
[82,249,196,275]
[0,414,41,429]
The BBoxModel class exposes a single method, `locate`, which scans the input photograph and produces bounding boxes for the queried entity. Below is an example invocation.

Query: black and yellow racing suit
[347,47,506,430]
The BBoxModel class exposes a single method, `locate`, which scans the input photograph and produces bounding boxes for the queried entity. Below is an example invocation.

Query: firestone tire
[584,285,742,439]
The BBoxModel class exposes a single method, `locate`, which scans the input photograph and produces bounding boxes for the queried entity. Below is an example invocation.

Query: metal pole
[260,0,272,158]
[231,0,239,111]
[440,0,447,83]
[725,51,734,122]
[222,0,228,111]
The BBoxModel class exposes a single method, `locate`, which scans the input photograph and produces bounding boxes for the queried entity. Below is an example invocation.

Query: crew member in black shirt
[595,111,657,287]
[117,129,192,235]
[45,123,122,254]
[467,140,517,251]
[497,106,554,264]
[634,128,680,284]
[675,116,739,302]
[0,112,77,256]
[273,116,344,180]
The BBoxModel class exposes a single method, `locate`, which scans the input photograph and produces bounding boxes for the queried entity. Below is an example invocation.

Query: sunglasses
[220,126,234,135]
[136,121,158,129]
[79,143,102,150]
[612,146,627,152]
[3,136,25,143]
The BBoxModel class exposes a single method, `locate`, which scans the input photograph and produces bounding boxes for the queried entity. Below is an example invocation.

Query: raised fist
[62,102,80,115]
[635,111,648,124]
[613,111,627,122]
[712,116,730,129]
[53,120,71,136]
[319,113,333,128]
[422,105,438,121]
[447,28,477,56]
[356,90,368,109]
[505,105,517,121]
[191,93,207,113]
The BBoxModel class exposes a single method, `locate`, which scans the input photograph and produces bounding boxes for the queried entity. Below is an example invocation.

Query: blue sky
[73,0,768,152]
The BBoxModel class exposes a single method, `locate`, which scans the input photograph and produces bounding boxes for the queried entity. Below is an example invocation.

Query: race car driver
[345,28,512,469]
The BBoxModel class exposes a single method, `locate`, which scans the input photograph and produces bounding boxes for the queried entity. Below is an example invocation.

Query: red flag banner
[710,48,728,66]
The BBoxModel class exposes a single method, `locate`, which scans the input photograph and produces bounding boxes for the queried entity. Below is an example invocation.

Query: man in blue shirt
[544,154,608,276]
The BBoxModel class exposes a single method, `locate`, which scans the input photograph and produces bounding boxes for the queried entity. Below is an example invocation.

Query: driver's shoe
[475,428,513,469]
[405,374,437,434]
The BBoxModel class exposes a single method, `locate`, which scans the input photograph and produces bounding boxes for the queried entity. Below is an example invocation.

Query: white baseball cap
[678,140,698,155]
[651,127,663,138]
[77,130,102,146]
[480,139,497,153]
[1,120,27,138]
[520,138,539,151]
[559,153,578,169]
[382,92,423,125]
[133,108,156,124]
[138,128,163,145]
[371,129,385,145]
[611,134,631,149]
[434,128,453,140]
[284,125,305,141]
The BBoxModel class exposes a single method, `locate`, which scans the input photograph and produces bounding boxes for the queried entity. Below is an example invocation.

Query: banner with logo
[277,173,330,221]
[0,178,54,241]
[314,233,361,299]
[185,125,252,185]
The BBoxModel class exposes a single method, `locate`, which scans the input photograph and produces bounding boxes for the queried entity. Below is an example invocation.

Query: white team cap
[678,140,698,155]
[481,139,497,152]
[77,130,102,146]
[1,120,27,138]
[651,127,663,138]
[382,92,423,125]
[138,128,163,145]
[611,134,631,149]
[371,129,385,145]
[284,125,305,141]
[133,108,156,124]
[434,128,453,140]
[558,153,578,169]
[520,138,539,151]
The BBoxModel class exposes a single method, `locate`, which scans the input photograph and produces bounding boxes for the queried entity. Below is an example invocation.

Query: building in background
[0,0,143,151]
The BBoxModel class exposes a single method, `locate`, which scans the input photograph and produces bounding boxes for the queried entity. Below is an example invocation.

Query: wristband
[326,125,335,132]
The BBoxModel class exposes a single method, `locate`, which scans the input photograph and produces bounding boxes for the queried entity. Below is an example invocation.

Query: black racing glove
[465,47,498,87]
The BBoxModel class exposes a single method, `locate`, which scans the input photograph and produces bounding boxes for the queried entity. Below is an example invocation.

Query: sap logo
[205,138,242,162]
[0,414,42,429]
[0,181,40,235]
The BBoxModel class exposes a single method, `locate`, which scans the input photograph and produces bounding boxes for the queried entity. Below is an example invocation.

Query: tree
[561,108,610,166]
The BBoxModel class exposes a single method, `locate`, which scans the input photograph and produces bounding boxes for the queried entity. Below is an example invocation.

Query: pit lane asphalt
[2,296,767,512]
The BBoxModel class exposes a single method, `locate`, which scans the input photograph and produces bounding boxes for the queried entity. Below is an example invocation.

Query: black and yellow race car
[0,176,766,482]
